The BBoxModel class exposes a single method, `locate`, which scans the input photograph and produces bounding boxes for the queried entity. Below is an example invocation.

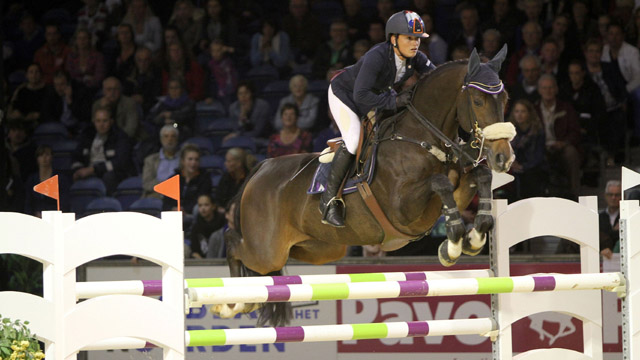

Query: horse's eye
[473,99,483,106]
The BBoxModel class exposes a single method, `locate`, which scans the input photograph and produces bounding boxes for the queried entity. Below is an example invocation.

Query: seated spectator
[367,19,386,45]
[9,13,44,74]
[227,81,271,140]
[312,19,353,80]
[216,147,250,207]
[4,120,37,182]
[92,77,141,141]
[508,54,541,107]
[162,143,212,212]
[599,180,621,259]
[7,63,47,127]
[123,47,161,115]
[161,41,204,101]
[584,39,627,165]
[65,28,105,92]
[419,13,447,66]
[24,145,71,216]
[249,18,292,75]
[539,38,568,85]
[198,0,238,54]
[375,0,395,23]
[571,0,597,44]
[602,22,640,142]
[167,0,202,56]
[450,44,470,61]
[508,99,548,200]
[77,0,108,47]
[505,21,542,87]
[42,71,93,135]
[480,29,502,61]
[480,0,517,51]
[142,124,180,198]
[72,107,133,195]
[205,201,236,258]
[204,39,237,109]
[268,104,312,158]
[189,193,225,259]
[147,77,195,135]
[281,0,323,63]
[352,39,371,62]
[536,74,582,199]
[559,60,606,154]
[343,0,370,42]
[107,23,137,82]
[449,3,482,56]
[274,75,319,131]
[547,13,581,68]
[34,23,70,84]
[121,0,163,53]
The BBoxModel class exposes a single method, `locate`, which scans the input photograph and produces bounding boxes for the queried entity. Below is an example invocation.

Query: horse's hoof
[438,240,458,267]
[461,228,486,256]
[211,303,245,318]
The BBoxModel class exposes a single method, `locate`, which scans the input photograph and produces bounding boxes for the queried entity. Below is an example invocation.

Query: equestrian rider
[321,10,436,227]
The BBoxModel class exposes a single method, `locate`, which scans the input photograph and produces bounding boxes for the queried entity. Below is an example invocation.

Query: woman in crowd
[419,13,447,65]
[268,103,312,158]
[108,23,137,81]
[204,39,237,109]
[65,28,105,91]
[273,75,319,131]
[162,143,212,213]
[121,0,162,53]
[167,0,202,56]
[189,193,225,259]
[147,77,195,135]
[508,99,548,200]
[161,41,204,100]
[7,63,47,127]
[227,81,271,140]
[198,0,238,54]
[250,17,292,74]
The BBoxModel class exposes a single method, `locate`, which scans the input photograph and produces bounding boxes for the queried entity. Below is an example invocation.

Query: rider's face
[393,34,420,58]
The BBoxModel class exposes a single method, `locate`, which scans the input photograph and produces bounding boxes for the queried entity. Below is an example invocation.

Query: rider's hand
[396,91,412,108]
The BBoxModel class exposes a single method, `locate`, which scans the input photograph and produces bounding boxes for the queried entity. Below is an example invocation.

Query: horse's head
[459,45,515,173]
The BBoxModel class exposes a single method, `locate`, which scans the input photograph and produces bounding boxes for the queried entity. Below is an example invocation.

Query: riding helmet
[385,11,429,40]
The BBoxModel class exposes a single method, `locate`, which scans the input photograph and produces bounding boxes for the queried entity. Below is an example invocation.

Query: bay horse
[214,47,515,326]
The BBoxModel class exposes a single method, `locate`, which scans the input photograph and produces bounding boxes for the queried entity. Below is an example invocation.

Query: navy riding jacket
[330,41,435,117]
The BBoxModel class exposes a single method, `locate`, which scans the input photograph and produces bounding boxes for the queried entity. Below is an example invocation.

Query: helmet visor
[404,11,428,38]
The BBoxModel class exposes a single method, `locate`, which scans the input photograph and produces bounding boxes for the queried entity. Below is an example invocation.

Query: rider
[320,10,436,227]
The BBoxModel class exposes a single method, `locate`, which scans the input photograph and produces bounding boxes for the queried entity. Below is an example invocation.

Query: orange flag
[154,175,181,211]
[34,175,60,211]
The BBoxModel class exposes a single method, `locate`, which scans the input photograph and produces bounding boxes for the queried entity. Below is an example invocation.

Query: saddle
[309,109,423,245]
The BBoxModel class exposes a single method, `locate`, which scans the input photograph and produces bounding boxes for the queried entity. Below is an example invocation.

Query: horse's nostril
[496,153,505,166]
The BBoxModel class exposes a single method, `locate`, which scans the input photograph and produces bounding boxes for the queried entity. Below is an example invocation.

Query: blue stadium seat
[33,122,70,145]
[218,135,257,154]
[199,154,226,175]
[129,197,163,218]
[196,100,227,118]
[113,176,143,210]
[83,197,122,217]
[69,178,107,215]
[183,136,215,155]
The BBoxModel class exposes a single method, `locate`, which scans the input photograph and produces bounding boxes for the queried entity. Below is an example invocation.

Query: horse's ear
[467,48,481,77]
[488,44,508,73]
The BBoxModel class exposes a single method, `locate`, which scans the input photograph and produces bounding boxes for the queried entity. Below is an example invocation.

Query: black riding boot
[319,145,354,227]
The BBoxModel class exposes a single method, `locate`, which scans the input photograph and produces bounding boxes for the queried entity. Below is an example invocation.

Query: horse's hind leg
[429,173,466,267]
[460,165,493,256]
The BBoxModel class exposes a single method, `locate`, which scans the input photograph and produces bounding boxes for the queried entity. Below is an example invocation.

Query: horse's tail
[225,159,293,327]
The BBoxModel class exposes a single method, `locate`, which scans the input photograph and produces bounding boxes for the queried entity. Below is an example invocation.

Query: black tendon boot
[319,145,354,227]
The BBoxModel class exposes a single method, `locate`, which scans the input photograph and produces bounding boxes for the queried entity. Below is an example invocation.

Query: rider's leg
[321,85,360,227]
[319,144,354,227]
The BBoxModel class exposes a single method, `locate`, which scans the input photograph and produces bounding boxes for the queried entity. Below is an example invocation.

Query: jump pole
[75,269,493,299]
[187,272,623,307]
[83,318,497,349]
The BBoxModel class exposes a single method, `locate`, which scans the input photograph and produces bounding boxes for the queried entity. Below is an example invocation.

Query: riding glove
[395,91,412,108]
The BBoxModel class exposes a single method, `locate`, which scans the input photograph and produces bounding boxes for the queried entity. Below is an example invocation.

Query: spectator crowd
[1,0,637,258]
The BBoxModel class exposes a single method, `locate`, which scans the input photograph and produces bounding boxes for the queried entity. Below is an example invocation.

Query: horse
[214,46,515,326]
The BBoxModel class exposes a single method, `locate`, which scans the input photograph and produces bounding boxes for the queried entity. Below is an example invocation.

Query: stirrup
[321,196,345,218]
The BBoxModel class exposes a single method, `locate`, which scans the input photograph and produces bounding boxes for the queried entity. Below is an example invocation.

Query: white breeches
[328,85,362,155]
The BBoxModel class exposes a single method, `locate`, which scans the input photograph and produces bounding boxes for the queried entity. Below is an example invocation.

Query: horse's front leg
[429,173,466,267]
[461,165,493,256]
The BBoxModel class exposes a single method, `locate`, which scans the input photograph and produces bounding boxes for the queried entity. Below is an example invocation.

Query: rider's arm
[414,51,436,74]
[353,49,397,112]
